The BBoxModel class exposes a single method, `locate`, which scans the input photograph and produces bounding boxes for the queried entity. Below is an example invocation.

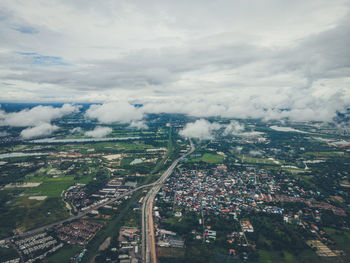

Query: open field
[252,249,319,263]
[0,197,68,237]
[0,247,19,262]
[202,153,225,163]
[188,153,225,164]
[324,228,350,256]
[4,182,42,188]
[26,177,75,198]
[46,244,81,263]
[239,155,278,165]
[158,247,185,258]
[302,152,346,158]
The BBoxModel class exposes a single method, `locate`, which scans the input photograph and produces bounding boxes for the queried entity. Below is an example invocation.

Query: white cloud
[179,119,221,140]
[129,120,148,129]
[21,123,59,139]
[0,104,79,127]
[223,121,244,136]
[85,126,112,138]
[85,102,143,124]
[180,119,268,140]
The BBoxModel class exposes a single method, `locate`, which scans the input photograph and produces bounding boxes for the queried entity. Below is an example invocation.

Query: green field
[250,249,319,263]
[325,228,350,256]
[202,153,225,163]
[26,176,75,198]
[0,247,19,261]
[115,142,154,151]
[46,245,81,263]
[188,153,225,164]
[281,167,306,173]
[303,151,345,158]
[238,155,280,165]
[0,197,69,237]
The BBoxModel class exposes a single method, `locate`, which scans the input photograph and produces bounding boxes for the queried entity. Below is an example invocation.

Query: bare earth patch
[4,182,42,188]
[28,196,47,200]
[99,237,111,251]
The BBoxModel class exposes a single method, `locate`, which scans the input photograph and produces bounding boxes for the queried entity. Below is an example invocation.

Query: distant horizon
[1,0,349,122]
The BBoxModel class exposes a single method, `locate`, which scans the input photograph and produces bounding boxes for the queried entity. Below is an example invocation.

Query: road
[1,182,155,242]
[142,139,195,263]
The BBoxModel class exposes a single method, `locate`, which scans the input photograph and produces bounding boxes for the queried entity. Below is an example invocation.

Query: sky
[0,0,350,122]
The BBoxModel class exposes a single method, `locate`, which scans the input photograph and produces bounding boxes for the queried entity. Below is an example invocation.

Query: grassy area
[303,152,345,158]
[26,176,75,198]
[116,142,154,151]
[158,247,185,259]
[17,197,69,230]
[251,249,319,263]
[202,153,225,163]
[0,197,69,237]
[46,245,82,263]
[0,247,19,261]
[238,155,279,165]
[324,227,350,255]
[120,157,133,166]
[188,153,225,164]
[76,175,93,184]
[281,167,306,173]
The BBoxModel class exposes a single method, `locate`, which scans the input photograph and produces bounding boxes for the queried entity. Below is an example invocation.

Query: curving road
[142,139,195,263]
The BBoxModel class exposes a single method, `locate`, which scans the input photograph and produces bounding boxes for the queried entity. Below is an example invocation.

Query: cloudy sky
[0,0,349,121]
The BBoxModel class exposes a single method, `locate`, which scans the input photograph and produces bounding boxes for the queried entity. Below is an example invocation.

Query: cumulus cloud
[223,121,245,136]
[85,126,112,138]
[21,123,59,139]
[179,119,221,140]
[85,102,143,124]
[180,119,267,140]
[0,104,79,127]
[129,120,148,129]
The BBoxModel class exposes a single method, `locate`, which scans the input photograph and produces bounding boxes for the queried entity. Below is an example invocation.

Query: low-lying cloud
[223,121,245,136]
[85,102,143,124]
[129,120,148,129]
[85,126,112,138]
[0,104,80,140]
[179,119,267,140]
[179,119,221,140]
[21,123,59,139]
[0,104,79,127]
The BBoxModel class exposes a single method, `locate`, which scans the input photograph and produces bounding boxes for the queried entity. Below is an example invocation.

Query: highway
[142,139,195,263]
[1,182,155,242]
